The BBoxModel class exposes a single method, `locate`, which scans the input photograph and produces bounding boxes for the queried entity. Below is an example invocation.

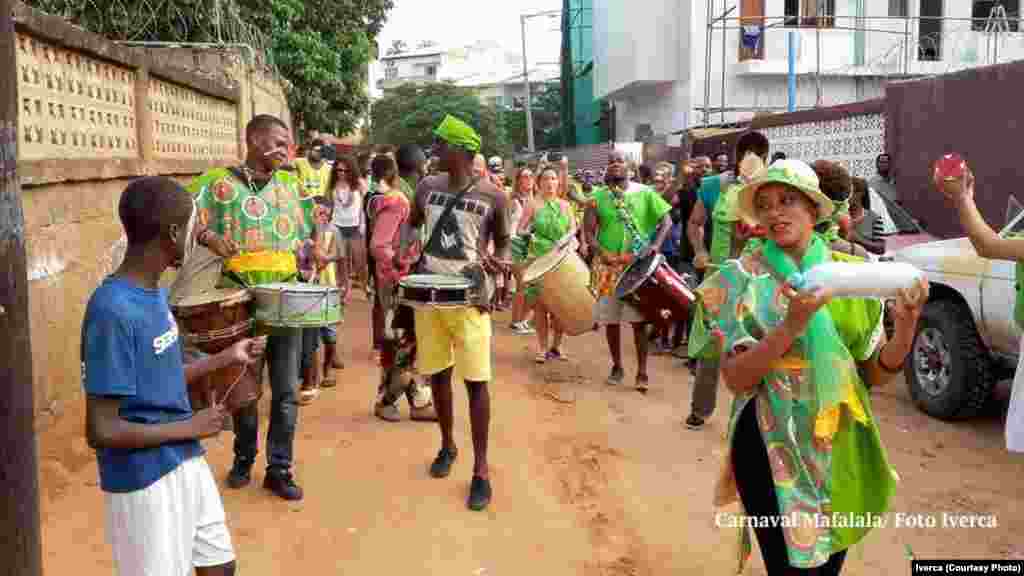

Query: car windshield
[1001,196,1024,237]
[873,189,923,234]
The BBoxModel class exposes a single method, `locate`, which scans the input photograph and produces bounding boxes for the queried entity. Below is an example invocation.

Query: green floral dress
[690,238,898,571]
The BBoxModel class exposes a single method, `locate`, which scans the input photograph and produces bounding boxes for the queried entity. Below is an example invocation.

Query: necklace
[610,186,647,254]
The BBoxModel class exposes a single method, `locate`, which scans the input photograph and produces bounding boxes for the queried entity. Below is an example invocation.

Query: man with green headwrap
[403,114,512,511]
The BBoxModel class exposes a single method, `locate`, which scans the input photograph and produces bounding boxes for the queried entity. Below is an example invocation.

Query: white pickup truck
[887,198,1024,420]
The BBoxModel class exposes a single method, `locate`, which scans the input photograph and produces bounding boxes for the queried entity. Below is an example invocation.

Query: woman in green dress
[690,159,928,574]
[517,158,577,363]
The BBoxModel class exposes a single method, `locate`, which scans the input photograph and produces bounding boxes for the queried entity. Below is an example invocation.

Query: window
[972,0,1019,31]
[425,65,437,78]
[889,0,908,16]
[784,0,800,25]
[918,0,943,61]
[384,65,397,80]
[800,0,835,27]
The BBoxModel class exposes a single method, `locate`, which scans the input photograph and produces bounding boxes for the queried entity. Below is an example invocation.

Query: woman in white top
[509,166,536,334]
[326,155,368,300]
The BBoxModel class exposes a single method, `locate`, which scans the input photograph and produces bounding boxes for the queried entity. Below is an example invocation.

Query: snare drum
[398,274,476,309]
[251,282,342,328]
[614,253,696,329]
[171,288,253,354]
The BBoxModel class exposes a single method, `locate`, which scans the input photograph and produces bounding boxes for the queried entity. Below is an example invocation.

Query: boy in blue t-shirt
[82,176,265,576]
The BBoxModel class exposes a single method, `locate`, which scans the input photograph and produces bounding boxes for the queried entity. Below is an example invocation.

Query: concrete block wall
[8,2,291,432]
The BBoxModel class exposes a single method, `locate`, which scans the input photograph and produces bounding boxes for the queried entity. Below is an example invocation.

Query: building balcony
[726,15,1024,79]
[376,75,439,91]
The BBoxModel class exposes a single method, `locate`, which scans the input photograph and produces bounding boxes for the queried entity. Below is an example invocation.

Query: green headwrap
[433,114,481,153]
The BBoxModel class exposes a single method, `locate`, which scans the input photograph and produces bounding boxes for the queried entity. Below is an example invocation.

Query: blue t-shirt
[697,174,723,212]
[81,277,202,493]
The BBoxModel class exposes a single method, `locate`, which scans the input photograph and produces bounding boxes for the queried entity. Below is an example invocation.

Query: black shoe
[606,366,625,386]
[225,461,252,489]
[429,447,458,478]
[262,468,304,501]
[467,476,492,511]
[685,414,706,430]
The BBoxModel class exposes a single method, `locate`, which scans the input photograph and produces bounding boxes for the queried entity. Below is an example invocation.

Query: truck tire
[906,299,995,420]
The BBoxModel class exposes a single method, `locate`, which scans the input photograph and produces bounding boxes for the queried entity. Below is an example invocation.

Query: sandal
[635,374,650,394]
[546,349,569,362]
[535,352,547,364]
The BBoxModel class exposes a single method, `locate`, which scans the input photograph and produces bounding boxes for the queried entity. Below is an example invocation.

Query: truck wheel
[906,299,995,420]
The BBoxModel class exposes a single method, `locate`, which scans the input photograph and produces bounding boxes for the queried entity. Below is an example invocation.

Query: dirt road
[39,299,1024,574]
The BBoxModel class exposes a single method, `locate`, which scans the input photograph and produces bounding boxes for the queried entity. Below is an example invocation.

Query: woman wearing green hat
[690,159,928,573]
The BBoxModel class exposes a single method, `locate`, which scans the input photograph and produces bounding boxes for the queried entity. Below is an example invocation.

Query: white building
[593,0,1023,144]
[375,40,560,108]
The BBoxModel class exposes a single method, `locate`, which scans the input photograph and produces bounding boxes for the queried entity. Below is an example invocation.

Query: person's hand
[230,336,267,365]
[934,166,975,204]
[888,277,929,332]
[483,254,511,275]
[561,156,569,168]
[694,251,711,270]
[191,404,227,439]
[578,242,590,258]
[204,231,240,259]
[781,284,833,336]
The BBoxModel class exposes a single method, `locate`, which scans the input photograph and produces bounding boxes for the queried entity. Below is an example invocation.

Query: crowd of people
[81,111,947,576]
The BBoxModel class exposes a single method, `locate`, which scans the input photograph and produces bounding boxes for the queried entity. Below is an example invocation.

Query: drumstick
[216,364,249,407]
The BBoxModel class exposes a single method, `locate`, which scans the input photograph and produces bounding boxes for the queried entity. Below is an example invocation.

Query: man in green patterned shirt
[189,114,314,501]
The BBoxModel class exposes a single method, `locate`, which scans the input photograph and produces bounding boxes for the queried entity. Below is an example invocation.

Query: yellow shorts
[414,307,492,382]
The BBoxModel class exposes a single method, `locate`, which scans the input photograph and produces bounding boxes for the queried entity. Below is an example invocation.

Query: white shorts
[105,456,234,575]
[594,295,645,325]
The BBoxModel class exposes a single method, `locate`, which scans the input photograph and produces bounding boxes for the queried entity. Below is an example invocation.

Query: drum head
[614,253,664,299]
[173,287,250,309]
[252,282,338,294]
[399,274,474,289]
[522,244,569,284]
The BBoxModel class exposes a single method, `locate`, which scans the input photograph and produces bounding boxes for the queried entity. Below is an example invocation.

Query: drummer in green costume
[515,157,579,363]
[189,114,313,502]
[689,159,927,573]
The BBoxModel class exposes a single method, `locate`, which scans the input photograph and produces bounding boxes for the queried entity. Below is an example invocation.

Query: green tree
[500,82,562,152]
[24,0,392,137]
[371,82,509,158]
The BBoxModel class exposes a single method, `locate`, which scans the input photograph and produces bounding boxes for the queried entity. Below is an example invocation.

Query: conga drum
[171,288,263,413]
[614,253,696,331]
[520,234,596,336]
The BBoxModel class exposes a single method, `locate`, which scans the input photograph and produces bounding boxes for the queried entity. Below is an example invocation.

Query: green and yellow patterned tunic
[690,239,897,571]
[188,167,315,287]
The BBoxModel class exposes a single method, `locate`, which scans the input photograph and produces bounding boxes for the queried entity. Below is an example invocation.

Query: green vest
[710,180,743,265]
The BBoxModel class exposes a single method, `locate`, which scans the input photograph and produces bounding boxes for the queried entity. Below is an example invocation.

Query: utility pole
[520,14,535,153]
[0,0,43,574]
[520,9,561,153]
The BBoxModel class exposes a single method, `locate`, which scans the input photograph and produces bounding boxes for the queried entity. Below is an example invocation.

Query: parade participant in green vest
[684,131,770,430]
[189,114,313,501]
[941,166,1024,452]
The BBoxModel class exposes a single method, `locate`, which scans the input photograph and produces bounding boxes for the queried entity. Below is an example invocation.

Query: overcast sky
[377,0,562,65]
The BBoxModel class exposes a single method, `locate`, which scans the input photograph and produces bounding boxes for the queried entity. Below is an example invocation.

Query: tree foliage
[501,82,563,153]
[24,0,393,137]
[370,82,508,158]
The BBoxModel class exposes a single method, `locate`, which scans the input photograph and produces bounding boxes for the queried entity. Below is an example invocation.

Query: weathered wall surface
[9,2,291,435]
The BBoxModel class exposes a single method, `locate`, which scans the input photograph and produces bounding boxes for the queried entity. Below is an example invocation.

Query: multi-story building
[377,46,445,92]
[593,0,1023,145]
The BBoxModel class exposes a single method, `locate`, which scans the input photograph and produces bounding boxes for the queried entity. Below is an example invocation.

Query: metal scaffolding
[700,1,1023,127]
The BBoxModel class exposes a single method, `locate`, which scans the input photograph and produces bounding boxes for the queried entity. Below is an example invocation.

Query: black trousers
[733,402,848,576]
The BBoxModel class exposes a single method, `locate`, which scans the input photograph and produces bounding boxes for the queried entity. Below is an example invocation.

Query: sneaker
[225,461,252,489]
[429,447,458,478]
[685,413,706,430]
[606,366,625,386]
[546,349,569,362]
[374,401,402,422]
[263,468,303,501]
[467,476,492,511]
[512,322,535,335]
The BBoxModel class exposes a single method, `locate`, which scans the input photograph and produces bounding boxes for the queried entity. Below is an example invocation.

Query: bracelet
[876,352,904,374]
